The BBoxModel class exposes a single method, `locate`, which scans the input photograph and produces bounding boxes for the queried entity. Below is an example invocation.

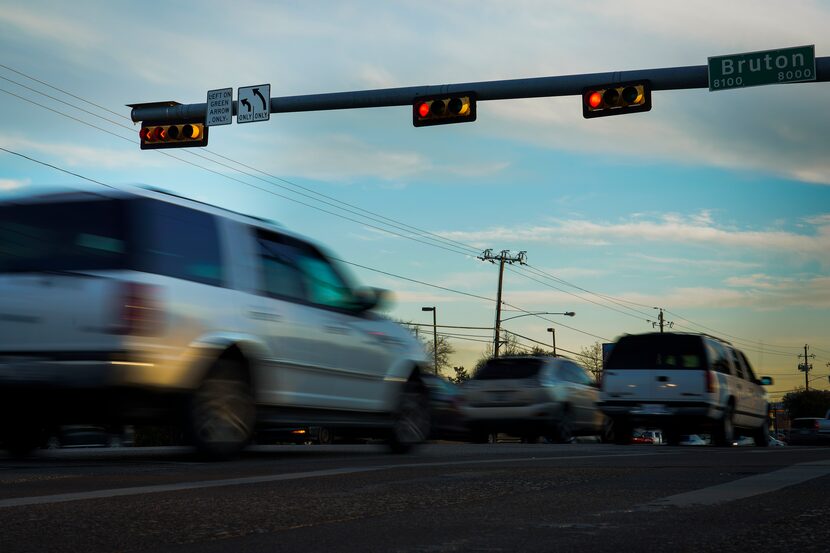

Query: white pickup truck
[788,409,830,445]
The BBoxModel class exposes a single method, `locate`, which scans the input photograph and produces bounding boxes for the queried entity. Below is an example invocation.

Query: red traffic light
[582,81,651,119]
[413,92,477,127]
[139,123,208,150]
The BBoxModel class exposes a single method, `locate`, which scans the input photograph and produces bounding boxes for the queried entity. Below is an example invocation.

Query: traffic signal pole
[130,58,830,124]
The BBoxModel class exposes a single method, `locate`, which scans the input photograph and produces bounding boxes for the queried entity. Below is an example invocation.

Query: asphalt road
[1,443,829,553]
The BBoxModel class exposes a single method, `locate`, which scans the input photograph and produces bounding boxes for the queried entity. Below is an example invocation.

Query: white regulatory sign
[237,84,270,124]
[206,88,233,126]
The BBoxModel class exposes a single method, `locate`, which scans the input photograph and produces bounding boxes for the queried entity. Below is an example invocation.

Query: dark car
[420,373,468,440]
[787,418,830,445]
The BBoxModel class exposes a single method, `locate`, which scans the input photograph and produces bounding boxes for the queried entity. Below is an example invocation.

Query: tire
[713,404,735,447]
[487,432,498,444]
[664,428,682,446]
[613,419,633,445]
[752,421,770,448]
[187,358,255,461]
[387,378,431,454]
[317,427,333,445]
[2,423,42,458]
[599,417,614,443]
[549,408,574,444]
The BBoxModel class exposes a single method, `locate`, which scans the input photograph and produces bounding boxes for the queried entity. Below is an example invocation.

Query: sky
[1,0,829,400]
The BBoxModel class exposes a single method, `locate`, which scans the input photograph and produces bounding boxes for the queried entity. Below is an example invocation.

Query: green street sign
[708,45,816,91]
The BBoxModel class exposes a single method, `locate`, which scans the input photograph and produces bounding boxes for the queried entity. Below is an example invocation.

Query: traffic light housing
[582,81,651,119]
[413,92,477,127]
[139,122,209,150]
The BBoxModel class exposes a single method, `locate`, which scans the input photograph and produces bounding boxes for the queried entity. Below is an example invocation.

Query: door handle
[248,310,281,322]
[657,376,669,382]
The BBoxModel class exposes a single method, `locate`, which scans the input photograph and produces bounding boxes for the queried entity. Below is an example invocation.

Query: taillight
[117,282,163,336]
[814,420,821,430]
[705,370,716,393]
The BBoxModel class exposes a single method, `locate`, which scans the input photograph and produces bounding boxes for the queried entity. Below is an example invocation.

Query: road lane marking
[0,450,668,509]
[642,459,830,510]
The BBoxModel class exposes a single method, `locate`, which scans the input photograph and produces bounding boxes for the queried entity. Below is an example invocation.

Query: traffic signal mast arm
[130,57,830,124]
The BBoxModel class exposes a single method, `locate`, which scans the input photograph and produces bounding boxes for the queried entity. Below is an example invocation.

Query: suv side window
[561,362,593,386]
[293,252,357,310]
[738,351,758,383]
[706,340,732,375]
[134,199,223,286]
[255,231,306,301]
[730,348,746,380]
[255,229,359,311]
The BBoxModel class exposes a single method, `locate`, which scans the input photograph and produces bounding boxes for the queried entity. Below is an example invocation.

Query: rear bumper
[462,402,561,433]
[0,358,123,388]
[599,400,721,427]
[0,358,186,423]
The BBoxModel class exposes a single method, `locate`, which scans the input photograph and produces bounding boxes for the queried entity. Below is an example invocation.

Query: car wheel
[599,417,614,443]
[713,404,735,447]
[751,422,770,447]
[664,428,682,446]
[613,419,633,445]
[387,378,431,454]
[187,358,255,460]
[549,409,574,444]
[487,432,498,444]
[2,423,42,458]
[317,427,333,445]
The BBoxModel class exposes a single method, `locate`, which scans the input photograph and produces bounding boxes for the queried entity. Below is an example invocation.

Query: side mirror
[759,376,774,386]
[354,287,392,312]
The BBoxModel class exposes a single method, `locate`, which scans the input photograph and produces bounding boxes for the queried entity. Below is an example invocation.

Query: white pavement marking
[643,459,830,510]
[0,451,664,509]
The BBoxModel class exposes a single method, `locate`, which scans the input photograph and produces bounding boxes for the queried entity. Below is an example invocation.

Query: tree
[782,389,830,419]
[578,342,604,383]
[423,335,455,375]
[397,321,455,375]
[450,366,470,384]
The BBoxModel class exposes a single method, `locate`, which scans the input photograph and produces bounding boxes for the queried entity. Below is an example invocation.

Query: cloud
[0,134,163,170]
[439,211,830,264]
[0,178,29,191]
[629,253,762,272]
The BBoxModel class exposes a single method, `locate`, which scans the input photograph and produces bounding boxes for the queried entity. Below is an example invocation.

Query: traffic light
[582,81,651,119]
[413,92,477,127]
[139,122,209,150]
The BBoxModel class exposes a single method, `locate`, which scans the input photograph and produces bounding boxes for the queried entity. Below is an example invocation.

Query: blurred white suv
[0,187,430,458]
[600,332,773,446]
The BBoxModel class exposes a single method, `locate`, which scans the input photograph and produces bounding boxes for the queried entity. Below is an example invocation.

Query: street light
[422,306,438,374]
[500,311,575,323]
[494,311,574,358]
[547,327,557,356]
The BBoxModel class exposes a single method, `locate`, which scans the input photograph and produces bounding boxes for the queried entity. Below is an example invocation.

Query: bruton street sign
[708,45,816,91]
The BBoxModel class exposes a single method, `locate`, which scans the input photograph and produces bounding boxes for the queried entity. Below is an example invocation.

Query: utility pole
[479,249,526,357]
[798,344,815,391]
[649,307,673,333]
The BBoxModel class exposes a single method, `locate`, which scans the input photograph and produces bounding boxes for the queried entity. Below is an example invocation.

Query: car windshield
[605,334,706,371]
[474,358,545,380]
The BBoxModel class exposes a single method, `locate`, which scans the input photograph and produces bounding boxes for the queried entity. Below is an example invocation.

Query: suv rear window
[0,199,128,272]
[474,358,545,380]
[0,197,223,287]
[605,334,706,371]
